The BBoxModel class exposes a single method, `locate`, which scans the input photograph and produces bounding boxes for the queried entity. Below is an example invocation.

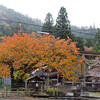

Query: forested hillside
[71,25,96,38]
[0,5,42,36]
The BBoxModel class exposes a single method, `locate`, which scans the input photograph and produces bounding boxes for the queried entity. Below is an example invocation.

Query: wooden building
[25,76,43,92]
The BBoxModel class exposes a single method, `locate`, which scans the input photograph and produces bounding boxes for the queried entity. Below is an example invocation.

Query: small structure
[86,67,100,82]
[50,72,62,83]
[4,77,11,86]
[25,71,64,95]
[79,51,100,86]
[73,85,89,97]
[25,76,44,93]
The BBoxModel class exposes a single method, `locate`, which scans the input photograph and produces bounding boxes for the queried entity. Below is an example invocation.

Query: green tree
[42,13,54,34]
[11,23,21,34]
[0,32,3,36]
[93,28,100,52]
[54,7,71,39]
[93,41,100,52]
[74,37,84,51]
[94,28,100,43]
[84,38,93,47]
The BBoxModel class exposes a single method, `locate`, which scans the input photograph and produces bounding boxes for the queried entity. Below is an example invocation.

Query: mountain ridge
[0,5,42,36]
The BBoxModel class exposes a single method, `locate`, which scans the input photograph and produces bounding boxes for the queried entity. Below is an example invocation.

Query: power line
[0,27,99,40]
[0,18,100,38]
[0,25,100,39]
[0,24,35,33]
[71,30,96,36]
[0,18,43,27]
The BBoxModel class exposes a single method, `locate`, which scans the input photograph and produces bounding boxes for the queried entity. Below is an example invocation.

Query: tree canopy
[0,30,82,82]
[93,28,100,52]
[54,7,71,39]
[74,37,84,51]
[42,13,54,34]
[84,38,93,47]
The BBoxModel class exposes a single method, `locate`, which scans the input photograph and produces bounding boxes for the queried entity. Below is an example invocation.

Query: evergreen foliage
[84,38,93,47]
[94,28,100,43]
[74,37,84,51]
[42,13,54,34]
[93,28,100,52]
[54,7,71,39]
[93,41,100,52]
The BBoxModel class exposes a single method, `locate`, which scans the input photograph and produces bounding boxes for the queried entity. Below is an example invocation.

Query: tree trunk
[57,73,58,95]
[10,66,14,89]
[46,73,49,91]
[62,77,65,92]
[46,70,50,91]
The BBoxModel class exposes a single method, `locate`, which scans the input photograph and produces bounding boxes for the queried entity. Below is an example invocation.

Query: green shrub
[57,89,65,96]
[47,88,53,96]
[47,88,65,96]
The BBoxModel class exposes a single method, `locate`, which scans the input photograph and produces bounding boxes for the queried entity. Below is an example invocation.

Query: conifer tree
[75,37,84,51]
[93,28,100,52]
[54,7,71,39]
[42,13,54,34]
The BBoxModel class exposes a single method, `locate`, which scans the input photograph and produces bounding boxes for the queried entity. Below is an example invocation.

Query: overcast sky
[0,0,100,28]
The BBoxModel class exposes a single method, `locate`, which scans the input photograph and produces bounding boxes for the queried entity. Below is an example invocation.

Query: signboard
[4,77,11,85]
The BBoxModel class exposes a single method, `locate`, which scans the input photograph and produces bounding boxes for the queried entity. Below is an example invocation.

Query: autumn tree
[0,30,43,88]
[0,30,82,88]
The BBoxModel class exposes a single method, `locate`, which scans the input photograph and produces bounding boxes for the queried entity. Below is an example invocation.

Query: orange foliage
[0,64,10,78]
[0,31,82,80]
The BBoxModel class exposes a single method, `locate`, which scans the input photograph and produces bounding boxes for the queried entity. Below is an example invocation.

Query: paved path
[0,98,58,100]
[0,98,37,100]
[0,98,53,100]
[0,98,100,100]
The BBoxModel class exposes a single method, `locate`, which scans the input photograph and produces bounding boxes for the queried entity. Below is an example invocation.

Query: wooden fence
[0,88,40,97]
